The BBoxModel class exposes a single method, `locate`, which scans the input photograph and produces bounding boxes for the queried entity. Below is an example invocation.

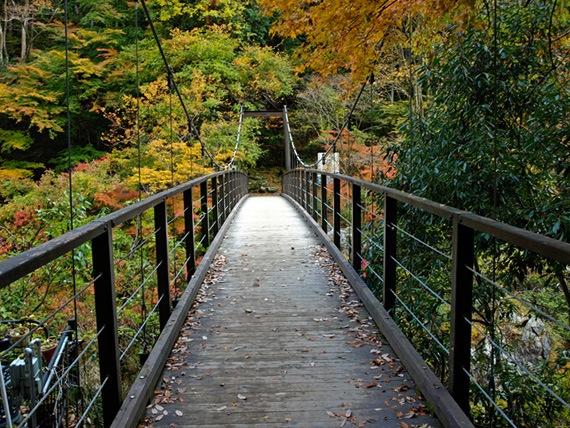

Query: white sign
[317,152,339,173]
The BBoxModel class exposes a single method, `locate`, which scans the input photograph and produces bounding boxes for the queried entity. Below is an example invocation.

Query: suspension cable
[489,0,500,424]
[64,0,84,413]
[134,0,149,357]
[138,0,242,170]
[285,76,370,169]
[369,72,375,181]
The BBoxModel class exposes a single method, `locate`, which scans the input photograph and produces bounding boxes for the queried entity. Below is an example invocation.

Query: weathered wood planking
[143,196,440,427]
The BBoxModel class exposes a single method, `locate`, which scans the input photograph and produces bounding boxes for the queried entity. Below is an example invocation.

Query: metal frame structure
[0,170,248,428]
[283,168,570,428]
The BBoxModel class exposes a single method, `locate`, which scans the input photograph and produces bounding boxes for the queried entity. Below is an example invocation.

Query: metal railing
[0,170,247,428]
[283,168,570,427]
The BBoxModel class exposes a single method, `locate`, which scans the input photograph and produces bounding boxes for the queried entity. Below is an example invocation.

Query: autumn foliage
[259,0,472,84]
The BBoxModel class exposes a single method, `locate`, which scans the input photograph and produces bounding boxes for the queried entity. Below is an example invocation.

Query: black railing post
[231,171,237,208]
[352,184,362,272]
[333,177,341,250]
[91,225,122,428]
[183,188,196,278]
[154,200,172,330]
[295,170,303,205]
[299,170,302,205]
[220,174,226,224]
[211,176,219,237]
[383,195,397,312]
[200,180,210,248]
[224,172,231,219]
[304,171,310,212]
[312,172,318,222]
[227,172,233,210]
[321,173,328,233]
[449,216,474,414]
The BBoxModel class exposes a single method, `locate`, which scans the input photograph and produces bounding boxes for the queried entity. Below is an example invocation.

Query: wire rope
[369,72,375,180]
[134,0,149,359]
[285,75,371,169]
[489,0,500,424]
[63,0,84,415]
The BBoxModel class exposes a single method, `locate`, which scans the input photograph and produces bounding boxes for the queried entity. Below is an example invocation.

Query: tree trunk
[20,0,29,62]
[20,20,26,61]
[1,0,8,64]
[0,23,4,64]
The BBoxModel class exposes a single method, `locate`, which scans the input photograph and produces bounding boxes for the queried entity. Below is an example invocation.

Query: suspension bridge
[0,0,570,427]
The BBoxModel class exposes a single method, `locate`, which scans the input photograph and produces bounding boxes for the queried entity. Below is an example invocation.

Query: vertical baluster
[220,174,226,224]
[298,170,303,206]
[304,171,310,211]
[299,170,302,204]
[449,216,474,414]
[333,177,341,250]
[224,173,231,219]
[321,173,328,233]
[231,171,236,209]
[383,195,397,312]
[200,180,210,248]
[211,176,219,237]
[92,226,122,427]
[154,201,172,329]
[312,172,318,221]
[183,188,196,278]
[352,183,362,272]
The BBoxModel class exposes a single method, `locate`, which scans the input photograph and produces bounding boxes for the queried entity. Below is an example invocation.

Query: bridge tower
[242,108,292,171]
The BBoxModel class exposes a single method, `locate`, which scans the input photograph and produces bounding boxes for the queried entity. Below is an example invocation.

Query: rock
[249,181,261,191]
[267,187,279,193]
[514,316,551,364]
[259,187,267,193]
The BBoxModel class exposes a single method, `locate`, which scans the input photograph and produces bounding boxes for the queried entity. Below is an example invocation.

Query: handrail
[0,171,235,289]
[293,169,570,265]
[283,168,570,428]
[0,170,248,428]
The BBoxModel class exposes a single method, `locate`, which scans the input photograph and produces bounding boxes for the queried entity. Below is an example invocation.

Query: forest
[0,0,569,426]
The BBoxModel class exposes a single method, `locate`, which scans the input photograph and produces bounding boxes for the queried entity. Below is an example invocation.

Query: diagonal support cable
[285,74,371,169]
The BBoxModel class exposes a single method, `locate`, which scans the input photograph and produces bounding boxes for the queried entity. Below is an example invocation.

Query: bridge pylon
[242,108,291,171]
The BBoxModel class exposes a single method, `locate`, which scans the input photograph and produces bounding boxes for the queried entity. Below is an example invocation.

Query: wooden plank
[143,196,440,428]
[283,194,475,428]
[110,195,251,428]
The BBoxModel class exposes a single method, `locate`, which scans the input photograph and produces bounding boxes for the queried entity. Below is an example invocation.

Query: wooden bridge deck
[143,196,439,427]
